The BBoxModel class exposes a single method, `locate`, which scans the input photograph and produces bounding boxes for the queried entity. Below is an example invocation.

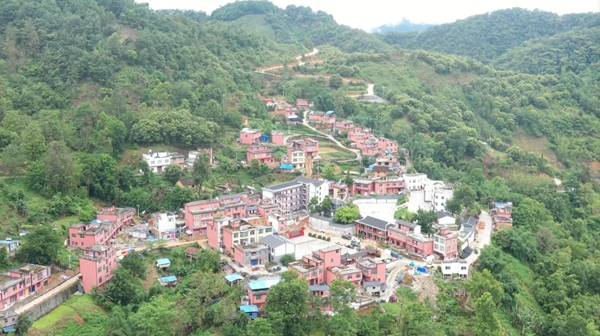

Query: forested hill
[210,1,392,52]
[380,8,600,62]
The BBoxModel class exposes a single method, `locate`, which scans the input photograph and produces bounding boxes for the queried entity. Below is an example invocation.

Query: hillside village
[0,96,515,330]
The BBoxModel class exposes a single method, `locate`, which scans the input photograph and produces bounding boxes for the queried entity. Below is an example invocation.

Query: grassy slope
[30,295,108,336]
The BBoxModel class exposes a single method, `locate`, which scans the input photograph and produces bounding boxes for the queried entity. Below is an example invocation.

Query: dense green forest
[1,1,599,335]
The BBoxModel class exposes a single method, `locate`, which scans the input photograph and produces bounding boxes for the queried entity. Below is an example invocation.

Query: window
[445,266,450,270]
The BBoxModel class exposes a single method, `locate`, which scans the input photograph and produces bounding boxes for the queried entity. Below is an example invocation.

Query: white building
[261,234,296,263]
[436,211,457,229]
[402,173,428,191]
[150,212,180,240]
[424,180,454,211]
[441,260,469,278]
[294,177,331,203]
[143,151,184,174]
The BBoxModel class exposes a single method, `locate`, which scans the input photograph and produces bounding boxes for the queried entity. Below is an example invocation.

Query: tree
[330,280,357,312]
[79,154,119,201]
[104,268,145,306]
[266,275,310,336]
[120,254,147,279]
[414,209,437,234]
[334,205,361,224]
[130,295,183,336]
[474,292,503,336]
[394,207,416,221]
[280,254,295,266]
[15,315,32,336]
[329,75,343,89]
[246,319,275,336]
[0,248,8,269]
[320,197,334,216]
[27,141,79,196]
[466,269,505,305]
[308,196,320,214]
[446,184,476,214]
[163,165,183,185]
[192,155,211,190]
[17,225,62,265]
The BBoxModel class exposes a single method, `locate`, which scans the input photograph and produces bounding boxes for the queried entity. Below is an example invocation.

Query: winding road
[256,48,319,74]
[302,110,362,164]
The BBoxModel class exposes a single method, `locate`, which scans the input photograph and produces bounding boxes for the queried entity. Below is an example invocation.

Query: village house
[239,128,262,145]
[271,131,286,146]
[288,246,387,296]
[0,264,51,311]
[433,228,459,260]
[355,216,394,242]
[440,260,469,278]
[209,217,273,255]
[329,182,349,201]
[149,212,182,240]
[247,277,281,310]
[283,138,319,172]
[387,222,434,258]
[80,245,118,293]
[436,211,457,229]
[260,234,296,263]
[307,111,336,132]
[246,145,278,168]
[186,148,214,168]
[143,151,185,174]
[296,99,311,111]
[233,243,270,268]
[294,176,331,203]
[351,176,404,196]
[425,180,454,211]
[184,193,258,236]
[492,202,513,231]
[0,240,20,258]
[402,173,428,191]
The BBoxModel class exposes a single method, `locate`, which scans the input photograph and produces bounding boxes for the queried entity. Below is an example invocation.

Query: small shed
[156,258,171,269]
[225,273,244,286]
[185,247,201,261]
[159,275,177,287]
[240,305,259,320]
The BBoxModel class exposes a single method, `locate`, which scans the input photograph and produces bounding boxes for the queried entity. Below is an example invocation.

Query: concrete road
[466,211,493,266]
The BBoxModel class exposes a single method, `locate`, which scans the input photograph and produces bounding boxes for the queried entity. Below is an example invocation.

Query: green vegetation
[0,1,599,335]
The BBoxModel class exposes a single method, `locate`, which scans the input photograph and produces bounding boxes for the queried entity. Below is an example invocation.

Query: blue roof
[156,258,171,266]
[248,277,280,291]
[280,164,294,170]
[240,305,259,313]
[3,326,16,333]
[159,275,177,283]
[0,240,18,245]
[225,273,244,282]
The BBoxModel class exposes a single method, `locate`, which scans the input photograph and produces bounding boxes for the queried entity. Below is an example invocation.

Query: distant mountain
[381,8,600,62]
[493,27,600,75]
[211,1,392,53]
[373,19,434,34]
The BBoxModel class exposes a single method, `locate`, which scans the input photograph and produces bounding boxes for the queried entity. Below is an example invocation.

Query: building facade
[80,245,118,293]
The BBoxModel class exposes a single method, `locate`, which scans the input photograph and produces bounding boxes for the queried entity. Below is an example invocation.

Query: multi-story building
[271,131,286,146]
[233,243,269,268]
[425,181,454,211]
[246,145,277,167]
[294,177,331,203]
[351,176,404,196]
[218,218,273,254]
[80,245,118,293]
[402,173,428,191]
[387,221,434,258]
[262,181,308,214]
[0,264,51,311]
[239,128,262,145]
[284,138,319,172]
[307,111,336,132]
[296,99,311,111]
[289,246,387,294]
[149,212,182,240]
[433,228,458,260]
[184,193,255,236]
[440,260,469,278]
[355,216,394,242]
[69,207,135,249]
[247,277,281,310]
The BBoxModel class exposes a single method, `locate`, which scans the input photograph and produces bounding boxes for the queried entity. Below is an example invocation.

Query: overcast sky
[136,0,598,31]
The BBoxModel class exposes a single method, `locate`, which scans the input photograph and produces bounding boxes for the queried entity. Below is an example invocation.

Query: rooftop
[240,305,259,313]
[248,277,281,291]
[225,273,244,283]
[261,234,287,248]
[356,216,392,231]
[263,180,304,192]
[159,275,177,283]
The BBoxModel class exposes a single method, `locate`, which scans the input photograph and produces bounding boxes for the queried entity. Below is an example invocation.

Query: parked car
[341,233,352,240]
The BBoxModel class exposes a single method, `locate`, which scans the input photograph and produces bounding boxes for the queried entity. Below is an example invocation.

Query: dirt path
[256,48,319,74]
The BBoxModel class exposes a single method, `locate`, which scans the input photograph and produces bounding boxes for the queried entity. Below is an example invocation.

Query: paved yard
[354,197,399,222]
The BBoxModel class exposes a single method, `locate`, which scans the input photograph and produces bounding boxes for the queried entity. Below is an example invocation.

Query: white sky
[136,0,599,31]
